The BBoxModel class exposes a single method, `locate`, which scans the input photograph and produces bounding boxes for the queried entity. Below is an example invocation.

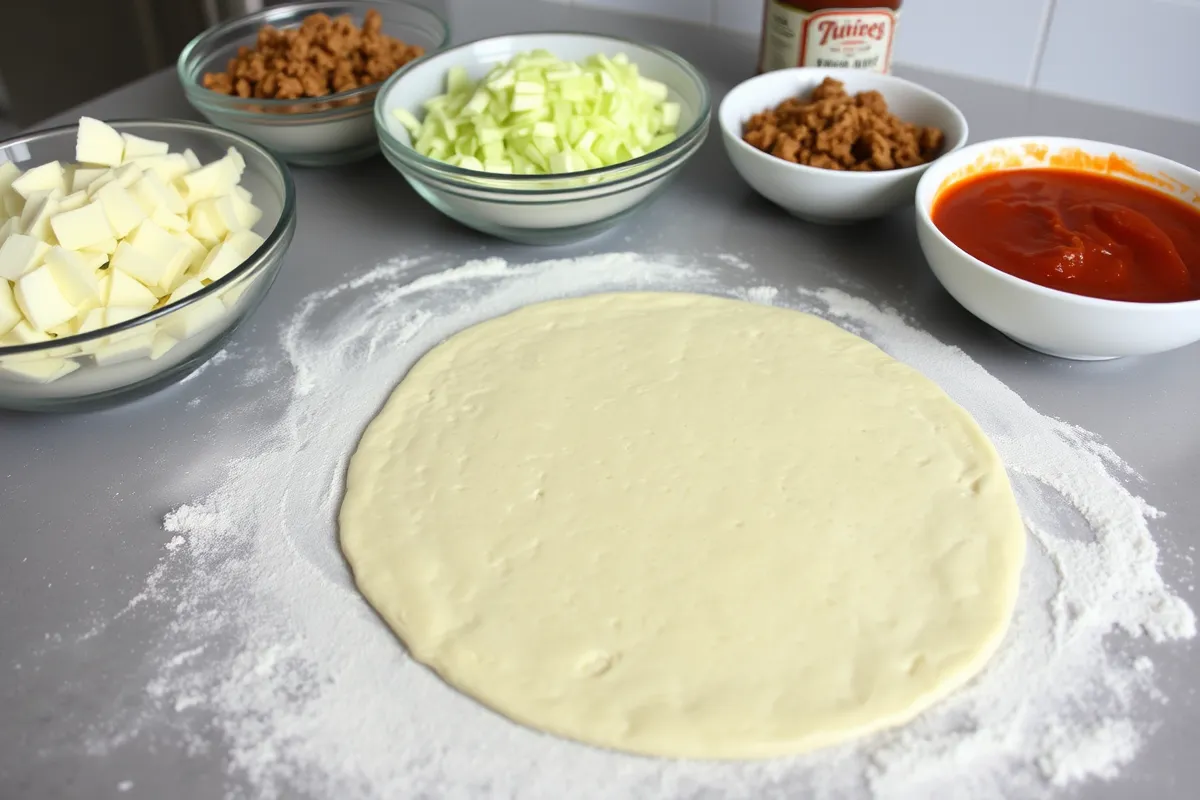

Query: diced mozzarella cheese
[71,167,108,193]
[225,229,266,257]
[103,268,158,309]
[197,241,246,282]
[188,201,225,245]
[2,192,23,218]
[11,162,65,198]
[0,217,17,246]
[76,117,125,167]
[110,241,169,289]
[0,279,22,335]
[57,190,90,213]
[95,182,148,238]
[80,252,109,270]
[19,190,61,242]
[173,231,209,272]
[179,153,240,202]
[151,208,189,233]
[218,282,249,309]
[50,202,113,250]
[128,219,190,290]
[0,162,19,195]
[1,319,49,346]
[44,247,101,307]
[74,307,106,336]
[13,264,78,330]
[81,236,118,256]
[99,305,150,343]
[0,234,51,281]
[163,294,225,339]
[120,133,169,160]
[182,149,202,170]
[131,153,189,183]
[0,356,78,383]
[130,170,187,215]
[93,332,155,365]
[150,331,178,360]
[230,191,263,229]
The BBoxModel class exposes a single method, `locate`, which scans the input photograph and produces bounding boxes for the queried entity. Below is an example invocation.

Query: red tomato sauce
[931,168,1200,303]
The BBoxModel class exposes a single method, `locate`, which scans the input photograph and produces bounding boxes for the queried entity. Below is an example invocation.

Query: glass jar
[758,1,903,75]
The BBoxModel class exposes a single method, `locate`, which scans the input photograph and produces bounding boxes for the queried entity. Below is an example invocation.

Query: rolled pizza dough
[339,292,1026,759]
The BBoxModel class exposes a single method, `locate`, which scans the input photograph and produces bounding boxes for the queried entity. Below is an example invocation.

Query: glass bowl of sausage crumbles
[718,69,968,224]
[178,1,448,166]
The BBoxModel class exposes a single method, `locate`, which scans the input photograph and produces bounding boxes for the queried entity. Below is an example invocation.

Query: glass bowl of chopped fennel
[0,118,296,412]
[374,33,712,245]
[178,0,449,166]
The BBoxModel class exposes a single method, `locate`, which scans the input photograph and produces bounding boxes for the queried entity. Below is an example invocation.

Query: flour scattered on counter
[86,253,1193,800]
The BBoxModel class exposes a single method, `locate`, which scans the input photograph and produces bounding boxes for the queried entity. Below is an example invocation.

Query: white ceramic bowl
[915,136,1200,361]
[375,33,711,245]
[719,68,968,224]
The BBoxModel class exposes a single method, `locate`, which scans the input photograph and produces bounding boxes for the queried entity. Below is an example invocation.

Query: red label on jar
[760,3,899,74]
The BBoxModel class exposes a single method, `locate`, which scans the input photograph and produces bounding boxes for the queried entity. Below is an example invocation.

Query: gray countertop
[2,1,1197,798]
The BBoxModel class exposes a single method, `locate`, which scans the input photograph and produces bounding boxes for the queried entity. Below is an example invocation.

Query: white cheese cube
[81,236,118,256]
[132,154,189,183]
[226,146,246,174]
[151,208,189,233]
[50,202,113,250]
[194,195,245,234]
[57,190,90,213]
[80,252,109,270]
[110,241,170,289]
[0,216,17,246]
[179,154,240,202]
[131,170,187,215]
[93,332,155,365]
[188,201,226,245]
[19,190,62,242]
[197,241,248,282]
[182,149,202,171]
[230,192,262,230]
[87,163,142,198]
[44,247,101,307]
[76,117,125,167]
[103,268,158,309]
[0,279,22,335]
[226,229,264,257]
[0,356,78,383]
[120,133,169,160]
[0,319,55,361]
[95,182,148,237]
[85,168,117,196]
[11,162,65,199]
[14,264,78,330]
[128,221,190,291]
[218,281,249,309]
[0,162,19,195]
[2,191,23,218]
[102,305,152,343]
[173,231,209,272]
[0,234,51,280]
[150,331,178,360]
[75,307,106,335]
[71,167,108,193]
[163,294,224,339]
[166,277,205,304]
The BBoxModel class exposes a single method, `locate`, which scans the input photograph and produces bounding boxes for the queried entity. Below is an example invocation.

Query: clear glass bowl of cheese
[0,119,296,412]
[178,0,449,166]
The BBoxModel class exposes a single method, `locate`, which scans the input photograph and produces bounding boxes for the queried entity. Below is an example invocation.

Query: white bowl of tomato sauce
[915,136,1200,360]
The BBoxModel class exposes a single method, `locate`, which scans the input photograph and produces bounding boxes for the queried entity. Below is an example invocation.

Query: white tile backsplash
[551,0,1200,123]
[891,0,1051,87]
[1035,0,1200,123]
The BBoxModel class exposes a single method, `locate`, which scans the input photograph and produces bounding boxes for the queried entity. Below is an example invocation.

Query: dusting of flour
[84,253,1193,799]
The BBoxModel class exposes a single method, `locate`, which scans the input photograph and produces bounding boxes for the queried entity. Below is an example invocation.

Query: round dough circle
[340,292,1025,759]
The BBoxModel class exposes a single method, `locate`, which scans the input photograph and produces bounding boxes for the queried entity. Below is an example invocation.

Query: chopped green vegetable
[394,49,683,177]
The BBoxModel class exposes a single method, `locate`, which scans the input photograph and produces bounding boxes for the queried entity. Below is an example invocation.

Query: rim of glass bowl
[0,118,296,359]
[178,0,450,123]
[373,32,713,196]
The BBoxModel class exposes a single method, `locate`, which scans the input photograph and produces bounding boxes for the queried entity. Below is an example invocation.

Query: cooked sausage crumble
[742,77,945,171]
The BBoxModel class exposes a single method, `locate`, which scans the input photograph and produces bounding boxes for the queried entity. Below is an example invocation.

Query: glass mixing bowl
[0,119,296,412]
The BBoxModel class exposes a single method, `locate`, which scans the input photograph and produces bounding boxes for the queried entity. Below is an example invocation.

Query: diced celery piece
[446,66,472,94]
